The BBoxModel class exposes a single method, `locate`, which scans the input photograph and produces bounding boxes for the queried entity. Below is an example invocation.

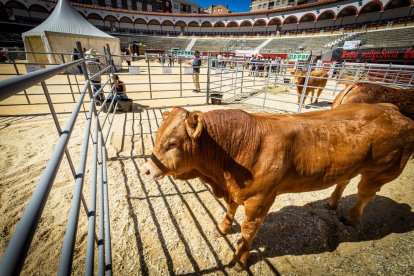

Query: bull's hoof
[214,227,227,238]
[217,221,232,236]
[233,262,246,272]
[229,256,246,271]
[340,215,359,227]
[324,201,338,210]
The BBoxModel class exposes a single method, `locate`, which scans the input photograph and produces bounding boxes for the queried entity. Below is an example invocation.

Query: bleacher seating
[347,27,414,49]
[192,38,265,52]
[118,35,192,51]
[261,35,341,54]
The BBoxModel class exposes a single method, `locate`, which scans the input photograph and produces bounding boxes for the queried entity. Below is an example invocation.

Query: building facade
[250,0,319,12]
[203,4,230,14]
[70,0,202,13]
[170,0,200,13]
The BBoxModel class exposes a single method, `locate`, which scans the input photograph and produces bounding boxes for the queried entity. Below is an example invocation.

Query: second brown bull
[332,82,414,119]
[291,69,329,105]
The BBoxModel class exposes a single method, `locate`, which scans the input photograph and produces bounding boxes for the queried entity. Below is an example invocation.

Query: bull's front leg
[218,201,239,235]
[231,197,273,271]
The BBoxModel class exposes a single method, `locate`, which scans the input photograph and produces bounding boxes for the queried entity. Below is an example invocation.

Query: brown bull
[291,69,329,104]
[142,104,414,270]
[332,82,414,120]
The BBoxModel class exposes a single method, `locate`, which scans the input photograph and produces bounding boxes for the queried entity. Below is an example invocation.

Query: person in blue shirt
[192,51,202,92]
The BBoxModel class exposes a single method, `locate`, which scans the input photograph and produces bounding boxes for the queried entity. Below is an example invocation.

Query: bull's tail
[332,83,358,109]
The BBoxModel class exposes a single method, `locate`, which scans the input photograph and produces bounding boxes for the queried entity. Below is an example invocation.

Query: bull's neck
[198,110,260,173]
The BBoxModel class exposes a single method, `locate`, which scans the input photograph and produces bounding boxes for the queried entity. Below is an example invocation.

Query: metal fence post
[297,63,313,113]
[12,57,31,104]
[206,53,211,104]
[219,64,223,94]
[147,57,153,99]
[179,59,183,97]
[262,62,272,108]
[240,61,244,95]
[61,53,77,102]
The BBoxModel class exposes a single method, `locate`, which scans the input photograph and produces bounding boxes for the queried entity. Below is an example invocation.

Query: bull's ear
[185,111,203,139]
[162,111,170,120]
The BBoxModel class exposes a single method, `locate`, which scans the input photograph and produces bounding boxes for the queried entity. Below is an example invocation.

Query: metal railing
[0,42,117,275]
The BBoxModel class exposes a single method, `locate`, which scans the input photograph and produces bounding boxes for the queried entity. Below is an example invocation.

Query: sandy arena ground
[0,60,413,275]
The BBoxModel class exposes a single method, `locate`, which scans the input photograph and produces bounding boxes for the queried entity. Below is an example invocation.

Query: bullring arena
[1,0,414,275]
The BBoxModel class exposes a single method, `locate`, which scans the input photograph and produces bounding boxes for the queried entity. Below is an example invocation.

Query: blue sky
[192,0,251,12]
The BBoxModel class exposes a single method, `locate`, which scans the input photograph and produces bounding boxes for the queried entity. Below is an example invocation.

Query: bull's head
[291,70,307,85]
[141,107,203,180]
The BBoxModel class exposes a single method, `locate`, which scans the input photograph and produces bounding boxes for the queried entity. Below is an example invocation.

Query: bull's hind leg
[218,201,238,235]
[326,180,350,210]
[342,176,381,226]
[343,162,406,225]
[344,146,414,225]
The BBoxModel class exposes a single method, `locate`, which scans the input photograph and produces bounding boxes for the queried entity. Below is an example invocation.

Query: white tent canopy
[22,0,121,66]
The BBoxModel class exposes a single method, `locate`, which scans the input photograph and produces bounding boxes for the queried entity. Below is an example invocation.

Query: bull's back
[309,70,328,87]
[332,83,414,119]
[262,104,414,192]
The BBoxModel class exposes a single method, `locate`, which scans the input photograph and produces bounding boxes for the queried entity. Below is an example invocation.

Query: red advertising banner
[333,47,414,63]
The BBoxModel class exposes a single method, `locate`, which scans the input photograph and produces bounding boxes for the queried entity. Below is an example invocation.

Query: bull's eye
[166,139,177,151]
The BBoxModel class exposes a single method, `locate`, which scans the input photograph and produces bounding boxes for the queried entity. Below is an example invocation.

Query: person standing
[71,48,82,74]
[191,51,201,93]
[85,48,105,104]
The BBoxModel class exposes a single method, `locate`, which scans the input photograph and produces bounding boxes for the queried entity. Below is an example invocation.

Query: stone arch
[134,18,147,25]
[384,0,411,10]
[213,21,225,33]
[6,0,28,10]
[359,0,383,15]
[239,20,252,33]
[28,3,49,21]
[317,10,335,21]
[120,16,133,24]
[87,13,104,27]
[175,20,187,27]
[134,18,147,32]
[253,19,267,26]
[253,19,267,33]
[188,20,199,33]
[299,13,316,23]
[315,10,336,29]
[226,21,239,28]
[336,6,358,18]
[119,16,133,30]
[161,20,174,32]
[201,21,212,27]
[283,15,298,25]
[147,19,161,32]
[28,4,49,13]
[188,21,199,27]
[200,21,213,33]
[175,20,187,34]
[213,21,225,28]
[5,0,29,20]
[267,17,281,33]
[267,17,282,26]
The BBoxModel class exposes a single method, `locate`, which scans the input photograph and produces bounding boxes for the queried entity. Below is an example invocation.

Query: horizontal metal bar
[0,59,84,101]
